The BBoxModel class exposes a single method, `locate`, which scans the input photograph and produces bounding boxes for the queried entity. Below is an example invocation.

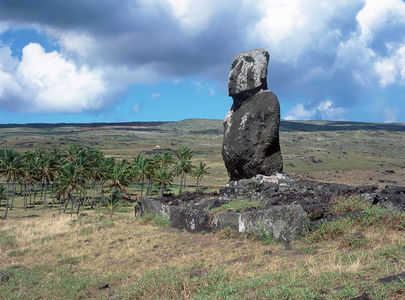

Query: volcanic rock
[222,49,283,180]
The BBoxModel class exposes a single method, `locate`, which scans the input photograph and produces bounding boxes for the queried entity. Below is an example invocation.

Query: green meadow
[0,119,404,299]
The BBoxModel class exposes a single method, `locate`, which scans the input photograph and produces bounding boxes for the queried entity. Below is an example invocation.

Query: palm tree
[49,148,63,203]
[104,188,122,219]
[136,156,152,198]
[174,157,194,195]
[0,184,6,205]
[86,148,105,208]
[98,157,115,200]
[30,155,44,209]
[106,160,131,192]
[38,154,59,213]
[129,155,143,194]
[63,144,83,164]
[21,151,36,208]
[156,151,175,169]
[55,162,86,216]
[193,162,210,191]
[0,149,23,219]
[20,162,36,211]
[154,166,173,198]
[176,146,193,161]
[175,146,194,193]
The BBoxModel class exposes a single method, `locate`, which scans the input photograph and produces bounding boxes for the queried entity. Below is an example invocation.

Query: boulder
[237,204,307,242]
[380,194,405,212]
[169,206,211,233]
[212,204,307,242]
[222,49,283,180]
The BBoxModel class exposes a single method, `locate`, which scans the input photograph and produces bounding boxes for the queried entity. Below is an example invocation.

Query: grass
[1,119,405,187]
[0,194,403,299]
[0,119,405,298]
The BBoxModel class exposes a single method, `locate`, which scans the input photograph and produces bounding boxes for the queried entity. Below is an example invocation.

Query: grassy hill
[0,119,404,299]
[1,119,404,187]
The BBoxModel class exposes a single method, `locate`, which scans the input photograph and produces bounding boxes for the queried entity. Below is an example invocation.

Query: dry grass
[1,120,405,298]
[1,208,404,299]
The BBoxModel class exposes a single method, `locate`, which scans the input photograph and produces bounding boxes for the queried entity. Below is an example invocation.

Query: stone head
[228,49,269,97]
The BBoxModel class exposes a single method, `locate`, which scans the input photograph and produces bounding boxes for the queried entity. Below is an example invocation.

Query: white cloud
[356,0,405,44]
[192,81,216,95]
[56,31,95,58]
[248,0,356,63]
[284,104,316,120]
[340,0,405,87]
[0,43,107,113]
[317,100,347,120]
[133,103,144,113]
[285,100,346,121]
[172,79,184,84]
[150,92,161,99]
[0,45,21,102]
[2,0,405,122]
[166,0,230,34]
[374,46,405,87]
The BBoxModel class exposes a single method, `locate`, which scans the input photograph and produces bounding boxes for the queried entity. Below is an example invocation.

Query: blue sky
[1,0,405,124]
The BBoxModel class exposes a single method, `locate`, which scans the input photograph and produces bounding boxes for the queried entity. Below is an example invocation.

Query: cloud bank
[0,0,405,121]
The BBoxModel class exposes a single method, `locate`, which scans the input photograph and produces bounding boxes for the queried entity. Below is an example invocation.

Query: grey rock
[223,49,283,180]
[350,293,371,300]
[98,283,109,290]
[380,194,405,212]
[377,271,405,284]
[139,198,170,218]
[238,204,307,242]
[228,49,269,98]
[169,206,210,233]
[382,185,405,195]
[220,173,294,198]
[212,211,240,231]
[190,198,224,210]
[213,204,307,242]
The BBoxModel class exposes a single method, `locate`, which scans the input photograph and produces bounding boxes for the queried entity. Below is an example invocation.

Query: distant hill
[1,118,404,132]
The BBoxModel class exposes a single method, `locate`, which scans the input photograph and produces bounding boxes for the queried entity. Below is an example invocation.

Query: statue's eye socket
[243,56,255,63]
[231,60,240,69]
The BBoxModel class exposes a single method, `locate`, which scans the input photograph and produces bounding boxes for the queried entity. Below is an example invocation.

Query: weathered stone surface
[377,271,405,284]
[210,204,308,242]
[223,49,283,180]
[220,173,295,199]
[140,177,405,240]
[138,198,170,218]
[169,206,211,232]
[237,204,307,242]
[140,197,307,240]
[212,212,240,231]
[228,49,269,99]
[140,198,211,232]
[380,194,405,211]
[190,198,225,210]
[211,204,307,242]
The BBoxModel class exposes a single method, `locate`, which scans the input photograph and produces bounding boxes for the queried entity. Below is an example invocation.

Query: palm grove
[0,145,210,219]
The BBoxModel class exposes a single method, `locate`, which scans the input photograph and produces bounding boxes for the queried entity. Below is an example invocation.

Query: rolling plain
[0,119,404,299]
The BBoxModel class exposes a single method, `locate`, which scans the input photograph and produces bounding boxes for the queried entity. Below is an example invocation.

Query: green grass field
[1,119,405,187]
[0,119,404,299]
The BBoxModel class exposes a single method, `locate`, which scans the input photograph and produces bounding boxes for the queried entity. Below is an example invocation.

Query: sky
[1,0,405,124]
